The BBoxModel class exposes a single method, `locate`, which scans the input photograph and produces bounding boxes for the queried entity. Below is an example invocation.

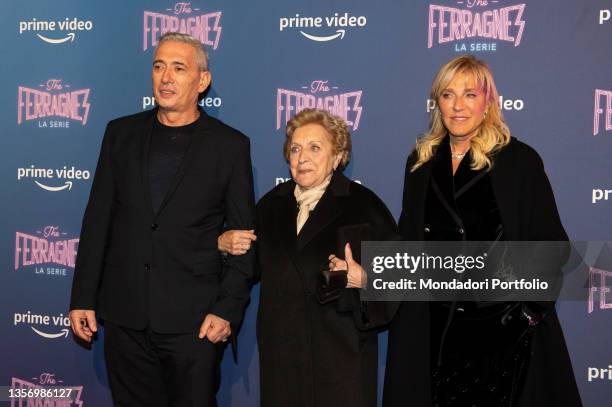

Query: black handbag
[316,266,348,304]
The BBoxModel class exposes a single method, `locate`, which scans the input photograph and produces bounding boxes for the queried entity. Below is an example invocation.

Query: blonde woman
[383,55,581,407]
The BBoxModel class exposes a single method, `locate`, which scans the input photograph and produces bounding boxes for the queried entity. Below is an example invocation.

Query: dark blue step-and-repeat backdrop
[1,1,611,405]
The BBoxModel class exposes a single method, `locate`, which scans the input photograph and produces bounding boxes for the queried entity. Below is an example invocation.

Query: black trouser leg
[153,329,222,407]
[104,321,169,407]
[104,321,223,407]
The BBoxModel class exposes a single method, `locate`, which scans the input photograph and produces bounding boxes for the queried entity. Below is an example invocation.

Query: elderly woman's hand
[218,230,257,255]
[328,243,367,289]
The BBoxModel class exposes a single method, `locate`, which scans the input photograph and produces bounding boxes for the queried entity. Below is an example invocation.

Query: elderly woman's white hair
[283,109,352,169]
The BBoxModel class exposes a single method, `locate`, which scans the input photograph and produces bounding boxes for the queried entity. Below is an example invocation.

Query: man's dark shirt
[149,117,196,213]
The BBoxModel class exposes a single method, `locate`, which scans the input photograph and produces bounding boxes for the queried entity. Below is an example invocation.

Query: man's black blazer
[70,108,255,333]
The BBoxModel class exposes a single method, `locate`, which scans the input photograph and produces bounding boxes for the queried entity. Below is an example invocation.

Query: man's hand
[198,314,231,343]
[218,230,257,255]
[328,243,367,289]
[68,309,97,342]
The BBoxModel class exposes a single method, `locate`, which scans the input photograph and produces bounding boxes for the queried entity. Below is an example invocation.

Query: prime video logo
[275,177,361,186]
[588,365,612,382]
[592,188,611,204]
[279,12,367,42]
[17,165,91,192]
[142,95,222,110]
[426,95,524,112]
[13,311,71,339]
[18,17,93,44]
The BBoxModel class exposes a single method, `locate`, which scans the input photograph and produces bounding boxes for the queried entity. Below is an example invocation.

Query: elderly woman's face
[289,123,341,190]
[438,71,488,140]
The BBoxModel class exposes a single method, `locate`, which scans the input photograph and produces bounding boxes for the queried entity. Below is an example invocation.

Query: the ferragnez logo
[279,12,367,42]
[14,226,79,277]
[594,89,612,135]
[10,373,84,406]
[18,79,91,128]
[588,267,612,314]
[428,0,526,52]
[13,311,71,339]
[426,95,524,112]
[143,2,222,51]
[142,95,222,110]
[277,80,363,131]
[18,17,93,44]
[600,9,611,25]
[17,165,90,192]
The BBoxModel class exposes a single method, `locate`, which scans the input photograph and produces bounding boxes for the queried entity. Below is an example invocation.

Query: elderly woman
[220,108,397,407]
[383,55,582,407]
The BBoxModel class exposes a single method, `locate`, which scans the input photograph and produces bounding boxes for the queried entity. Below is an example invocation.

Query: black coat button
[144,263,151,271]
[151,223,158,231]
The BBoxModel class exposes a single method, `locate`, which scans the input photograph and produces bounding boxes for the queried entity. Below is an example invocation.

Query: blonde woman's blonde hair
[284,109,352,168]
[411,55,511,172]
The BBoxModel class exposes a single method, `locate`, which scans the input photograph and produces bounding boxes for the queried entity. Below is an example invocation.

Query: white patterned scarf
[293,175,332,235]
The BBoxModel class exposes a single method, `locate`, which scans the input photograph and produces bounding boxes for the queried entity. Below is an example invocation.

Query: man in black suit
[68,32,255,406]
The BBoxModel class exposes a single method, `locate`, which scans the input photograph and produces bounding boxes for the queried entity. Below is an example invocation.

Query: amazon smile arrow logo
[300,29,345,42]
[31,327,70,339]
[34,180,73,192]
[36,32,76,44]
[14,312,73,339]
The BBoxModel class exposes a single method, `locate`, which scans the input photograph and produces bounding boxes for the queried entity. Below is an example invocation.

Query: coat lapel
[296,172,349,252]
[296,190,341,252]
[429,141,461,229]
[429,140,490,233]
[273,180,301,270]
[272,173,350,288]
[452,145,488,201]
[489,146,520,239]
[401,158,433,240]
[139,111,156,221]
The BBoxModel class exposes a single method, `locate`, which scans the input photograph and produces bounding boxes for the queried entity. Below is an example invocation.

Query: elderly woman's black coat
[383,137,582,407]
[255,171,398,407]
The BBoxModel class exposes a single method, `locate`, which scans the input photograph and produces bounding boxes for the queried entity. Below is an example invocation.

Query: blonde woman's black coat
[383,137,582,407]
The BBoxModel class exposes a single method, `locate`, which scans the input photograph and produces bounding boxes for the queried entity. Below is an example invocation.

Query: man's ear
[199,70,212,93]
